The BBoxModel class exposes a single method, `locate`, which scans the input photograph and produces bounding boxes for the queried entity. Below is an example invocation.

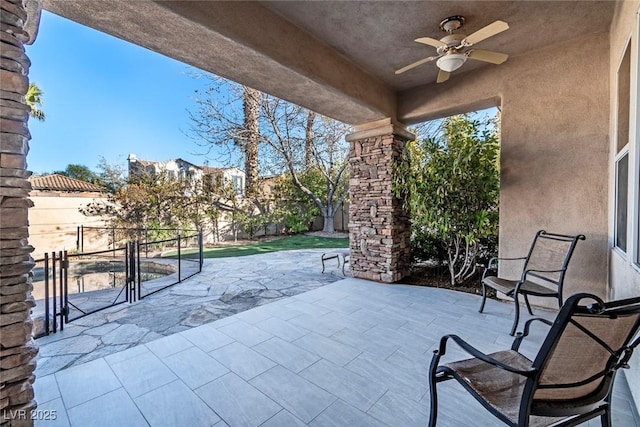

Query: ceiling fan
[395,16,509,83]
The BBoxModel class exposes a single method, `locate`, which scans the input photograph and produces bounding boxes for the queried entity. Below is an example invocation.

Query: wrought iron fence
[76,225,199,254]
[32,231,203,338]
[138,232,203,299]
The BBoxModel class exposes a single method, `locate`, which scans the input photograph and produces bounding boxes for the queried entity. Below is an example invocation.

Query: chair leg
[523,294,533,315]
[479,283,487,313]
[428,355,440,427]
[600,408,612,427]
[510,293,521,336]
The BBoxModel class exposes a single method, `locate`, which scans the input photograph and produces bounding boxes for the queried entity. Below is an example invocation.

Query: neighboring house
[127,154,245,196]
[28,174,110,259]
[127,154,249,241]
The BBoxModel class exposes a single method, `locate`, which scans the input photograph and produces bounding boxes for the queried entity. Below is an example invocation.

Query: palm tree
[26,82,46,121]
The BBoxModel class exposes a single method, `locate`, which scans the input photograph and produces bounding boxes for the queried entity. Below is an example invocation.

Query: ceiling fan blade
[437,69,450,83]
[468,49,508,64]
[414,37,446,48]
[464,20,509,45]
[395,56,439,75]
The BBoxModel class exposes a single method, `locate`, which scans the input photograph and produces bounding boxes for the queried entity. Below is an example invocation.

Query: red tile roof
[29,174,106,193]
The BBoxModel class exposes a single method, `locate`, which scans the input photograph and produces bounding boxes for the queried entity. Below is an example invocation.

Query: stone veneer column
[347,118,413,283]
[1,1,42,426]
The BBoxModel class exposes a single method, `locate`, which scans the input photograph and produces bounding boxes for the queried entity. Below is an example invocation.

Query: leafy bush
[394,113,500,285]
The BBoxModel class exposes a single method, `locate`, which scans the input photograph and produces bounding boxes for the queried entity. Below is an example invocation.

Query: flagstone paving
[35,249,346,376]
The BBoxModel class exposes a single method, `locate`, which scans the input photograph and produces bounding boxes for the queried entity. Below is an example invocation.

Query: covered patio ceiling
[42,0,615,125]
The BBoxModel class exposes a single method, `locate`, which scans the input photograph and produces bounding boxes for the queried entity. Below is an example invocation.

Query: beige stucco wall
[29,191,110,258]
[609,0,640,407]
[400,31,610,305]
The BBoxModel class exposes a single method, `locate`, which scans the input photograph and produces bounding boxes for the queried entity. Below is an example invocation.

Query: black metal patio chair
[428,292,640,427]
[480,230,585,335]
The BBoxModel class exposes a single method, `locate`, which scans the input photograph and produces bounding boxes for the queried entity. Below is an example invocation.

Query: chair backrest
[521,231,585,290]
[529,293,640,406]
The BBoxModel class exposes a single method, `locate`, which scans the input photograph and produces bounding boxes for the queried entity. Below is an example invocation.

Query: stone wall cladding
[1,0,38,426]
[348,132,410,283]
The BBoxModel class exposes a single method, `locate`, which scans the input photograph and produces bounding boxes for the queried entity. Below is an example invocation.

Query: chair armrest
[436,334,536,377]
[511,317,553,351]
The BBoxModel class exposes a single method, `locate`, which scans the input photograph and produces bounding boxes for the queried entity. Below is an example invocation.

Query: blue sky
[26,11,226,175]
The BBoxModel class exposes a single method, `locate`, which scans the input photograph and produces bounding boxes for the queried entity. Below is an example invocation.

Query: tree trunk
[243,86,260,197]
[305,110,316,170]
[321,205,336,233]
[322,215,336,233]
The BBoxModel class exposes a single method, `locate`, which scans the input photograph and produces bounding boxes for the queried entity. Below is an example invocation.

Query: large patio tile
[366,390,429,427]
[293,332,361,366]
[345,352,427,402]
[420,381,501,426]
[320,311,375,334]
[384,348,431,382]
[347,308,408,329]
[262,304,306,321]
[253,337,320,373]
[313,297,364,315]
[331,327,399,359]
[34,398,70,427]
[144,333,193,358]
[401,318,463,342]
[288,314,348,337]
[180,324,236,352]
[260,410,306,427]
[233,305,273,324]
[382,304,437,325]
[162,347,229,389]
[104,344,149,365]
[33,374,60,405]
[210,342,276,380]
[300,359,387,412]
[290,290,326,303]
[135,380,220,427]
[195,372,281,427]
[249,366,336,423]
[109,350,177,398]
[55,358,121,408]
[364,325,433,355]
[341,297,388,313]
[218,320,273,346]
[207,315,239,329]
[254,317,309,342]
[67,388,148,427]
[283,300,331,317]
[310,399,388,427]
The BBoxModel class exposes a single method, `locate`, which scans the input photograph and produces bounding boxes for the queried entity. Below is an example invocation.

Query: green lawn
[166,234,349,259]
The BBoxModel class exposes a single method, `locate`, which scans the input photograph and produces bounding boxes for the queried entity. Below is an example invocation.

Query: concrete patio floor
[33,276,639,426]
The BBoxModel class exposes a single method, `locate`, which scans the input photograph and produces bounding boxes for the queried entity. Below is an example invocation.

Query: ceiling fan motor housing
[437,33,466,54]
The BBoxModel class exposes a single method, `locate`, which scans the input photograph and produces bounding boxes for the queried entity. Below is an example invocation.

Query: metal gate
[32,232,203,338]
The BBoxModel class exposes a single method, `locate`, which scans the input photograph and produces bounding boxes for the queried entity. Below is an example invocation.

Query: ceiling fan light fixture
[436,53,467,72]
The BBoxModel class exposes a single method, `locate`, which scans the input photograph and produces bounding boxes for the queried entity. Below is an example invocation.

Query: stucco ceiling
[42,1,615,125]
[264,1,615,91]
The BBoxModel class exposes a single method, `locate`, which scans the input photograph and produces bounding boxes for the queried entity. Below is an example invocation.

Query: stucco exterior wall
[609,0,640,408]
[29,191,110,259]
[399,31,610,305]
